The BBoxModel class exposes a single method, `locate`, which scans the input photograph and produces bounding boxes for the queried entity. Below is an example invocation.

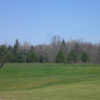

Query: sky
[0,0,100,45]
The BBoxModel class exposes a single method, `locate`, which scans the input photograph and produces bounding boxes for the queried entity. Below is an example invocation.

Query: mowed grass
[0,63,100,100]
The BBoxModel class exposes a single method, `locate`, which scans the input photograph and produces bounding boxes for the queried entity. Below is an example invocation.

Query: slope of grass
[0,63,100,100]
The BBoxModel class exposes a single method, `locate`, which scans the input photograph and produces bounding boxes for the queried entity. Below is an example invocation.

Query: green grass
[0,63,100,100]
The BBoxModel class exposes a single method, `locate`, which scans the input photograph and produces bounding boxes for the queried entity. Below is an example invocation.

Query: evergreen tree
[68,49,78,63]
[7,46,17,62]
[56,50,66,63]
[81,52,88,63]
[14,39,20,54]
[60,39,66,50]
[26,46,37,63]
[0,45,8,68]
[13,39,20,62]
[39,55,44,63]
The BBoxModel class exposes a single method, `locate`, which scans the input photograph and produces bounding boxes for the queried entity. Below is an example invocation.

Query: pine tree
[81,52,88,63]
[68,49,78,63]
[0,45,8,68]
[56,50,66,63]
[26,46,37,63]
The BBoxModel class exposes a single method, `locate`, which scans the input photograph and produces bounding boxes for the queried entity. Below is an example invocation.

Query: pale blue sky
[0,0,100,45]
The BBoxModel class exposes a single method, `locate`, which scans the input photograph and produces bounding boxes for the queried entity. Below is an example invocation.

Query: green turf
[0,63,100,100]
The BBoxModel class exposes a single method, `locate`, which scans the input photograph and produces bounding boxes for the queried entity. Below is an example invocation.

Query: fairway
[0,64,100,100]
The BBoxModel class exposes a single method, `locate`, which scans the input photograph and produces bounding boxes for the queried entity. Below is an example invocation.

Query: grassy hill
[0,63,100,100]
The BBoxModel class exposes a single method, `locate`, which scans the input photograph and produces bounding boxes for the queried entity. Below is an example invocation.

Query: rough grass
[0,63,100,100]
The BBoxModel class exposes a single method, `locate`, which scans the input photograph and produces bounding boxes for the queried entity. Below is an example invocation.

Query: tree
[56,50,66,63]
[61,39,66,47]
[39,55,44,63]
[7,46,16,62]
[13,39,21,62]
[81,52,88,63]
[60,39,67,54]
[0,45,8,68]
[67,49,78,63]
[14,39,20,54]
[55,39,67,63]
[0,38,100,64]
[26,46,37,63]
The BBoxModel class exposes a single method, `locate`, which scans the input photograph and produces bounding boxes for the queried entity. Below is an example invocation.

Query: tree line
[0,36,100,66]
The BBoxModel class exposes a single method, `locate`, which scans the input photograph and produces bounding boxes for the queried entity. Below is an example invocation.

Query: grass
[0,63,100,100]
